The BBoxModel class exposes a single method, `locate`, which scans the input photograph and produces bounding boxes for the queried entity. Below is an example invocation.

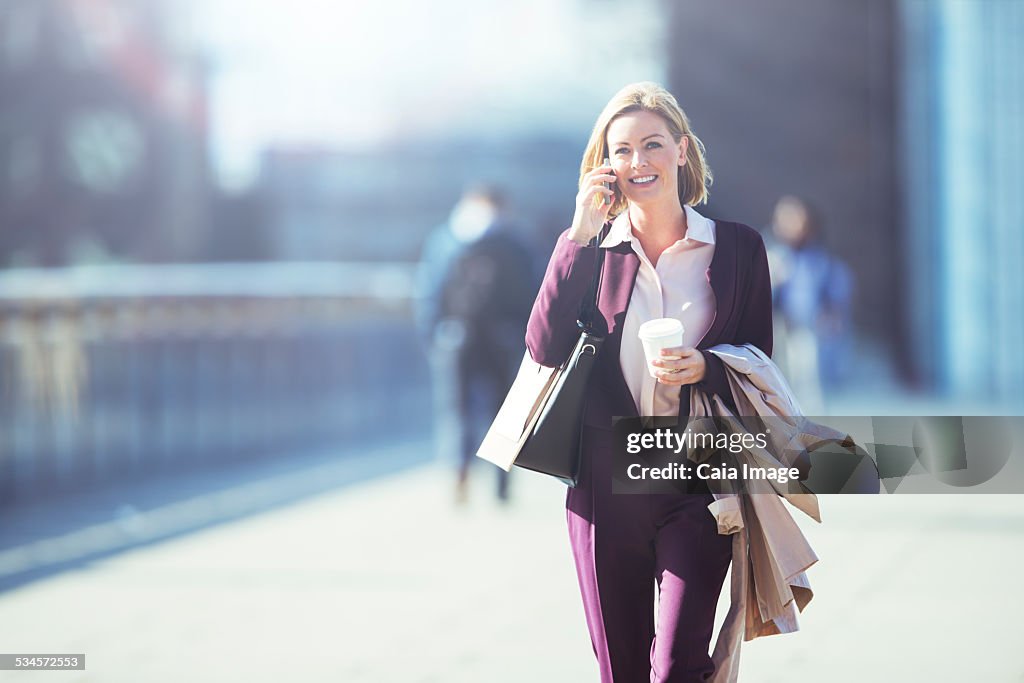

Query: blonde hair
[580,82,712,215]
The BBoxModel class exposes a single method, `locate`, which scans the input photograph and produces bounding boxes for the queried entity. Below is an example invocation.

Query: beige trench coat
[688,344,858,683]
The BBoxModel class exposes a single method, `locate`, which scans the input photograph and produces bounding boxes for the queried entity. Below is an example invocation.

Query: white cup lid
[637,318,683,340]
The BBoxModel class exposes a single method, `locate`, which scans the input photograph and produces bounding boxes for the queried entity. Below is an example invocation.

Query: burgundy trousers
[566,428,733,683]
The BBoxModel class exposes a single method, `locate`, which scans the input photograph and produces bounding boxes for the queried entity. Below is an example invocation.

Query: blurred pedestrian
[416,186,536,504]
[767,195,854,411]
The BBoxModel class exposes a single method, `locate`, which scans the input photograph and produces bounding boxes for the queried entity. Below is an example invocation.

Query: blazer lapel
[599,240,640,337]
[699,221,738,349]
[597,241,641,421]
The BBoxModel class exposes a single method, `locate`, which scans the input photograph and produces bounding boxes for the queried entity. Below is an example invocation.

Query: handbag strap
[577,223,610,334]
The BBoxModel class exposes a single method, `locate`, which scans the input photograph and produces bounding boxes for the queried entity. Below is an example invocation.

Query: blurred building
[665,0,899,348]
[899,0,1024,403]
[0,0,210,266]
[258,136,585,263]
[666,0,1024,405]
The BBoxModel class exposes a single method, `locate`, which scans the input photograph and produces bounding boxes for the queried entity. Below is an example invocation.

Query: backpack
[439,231,534,341]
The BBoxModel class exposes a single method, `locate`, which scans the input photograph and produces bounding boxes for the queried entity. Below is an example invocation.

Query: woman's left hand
[652,346,706,386]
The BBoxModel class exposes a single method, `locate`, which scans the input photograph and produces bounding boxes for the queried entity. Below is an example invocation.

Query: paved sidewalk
[0,446,1023,682]
[0,448,595,683]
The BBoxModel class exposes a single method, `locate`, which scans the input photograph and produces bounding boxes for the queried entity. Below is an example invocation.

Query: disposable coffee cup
[637,318,684,378]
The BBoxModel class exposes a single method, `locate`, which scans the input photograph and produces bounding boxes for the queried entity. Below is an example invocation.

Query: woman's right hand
[567,164,616,246]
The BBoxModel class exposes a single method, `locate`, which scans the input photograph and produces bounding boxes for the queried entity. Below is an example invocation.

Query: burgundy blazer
[525,220,773,428]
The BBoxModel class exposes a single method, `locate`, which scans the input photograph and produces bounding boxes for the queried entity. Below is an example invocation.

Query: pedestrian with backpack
[417,186,537,504]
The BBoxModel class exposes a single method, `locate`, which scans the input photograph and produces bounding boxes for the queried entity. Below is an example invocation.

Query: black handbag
[511,230,607,487]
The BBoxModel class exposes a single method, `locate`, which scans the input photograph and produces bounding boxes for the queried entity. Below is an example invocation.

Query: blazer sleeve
[697,229,774,398]
[525,231,600,368]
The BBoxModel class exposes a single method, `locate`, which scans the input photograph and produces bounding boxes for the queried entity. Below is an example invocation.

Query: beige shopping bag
[476,351,559,471]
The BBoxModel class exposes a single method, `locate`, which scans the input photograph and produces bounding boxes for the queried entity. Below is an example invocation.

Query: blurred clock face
[63,109,145,194]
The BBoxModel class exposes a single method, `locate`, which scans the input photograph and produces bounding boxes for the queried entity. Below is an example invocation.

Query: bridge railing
[0,262,429,506]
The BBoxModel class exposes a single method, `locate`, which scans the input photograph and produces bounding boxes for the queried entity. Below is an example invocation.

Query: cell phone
[603,157,614,205]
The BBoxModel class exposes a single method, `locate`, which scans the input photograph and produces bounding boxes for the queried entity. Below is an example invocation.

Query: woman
[525,82,773,682]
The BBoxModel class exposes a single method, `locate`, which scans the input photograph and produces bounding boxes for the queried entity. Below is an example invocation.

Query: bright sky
[188,0,665,188]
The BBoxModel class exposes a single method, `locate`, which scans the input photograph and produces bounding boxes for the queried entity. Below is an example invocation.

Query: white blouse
[601,205,717,417]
